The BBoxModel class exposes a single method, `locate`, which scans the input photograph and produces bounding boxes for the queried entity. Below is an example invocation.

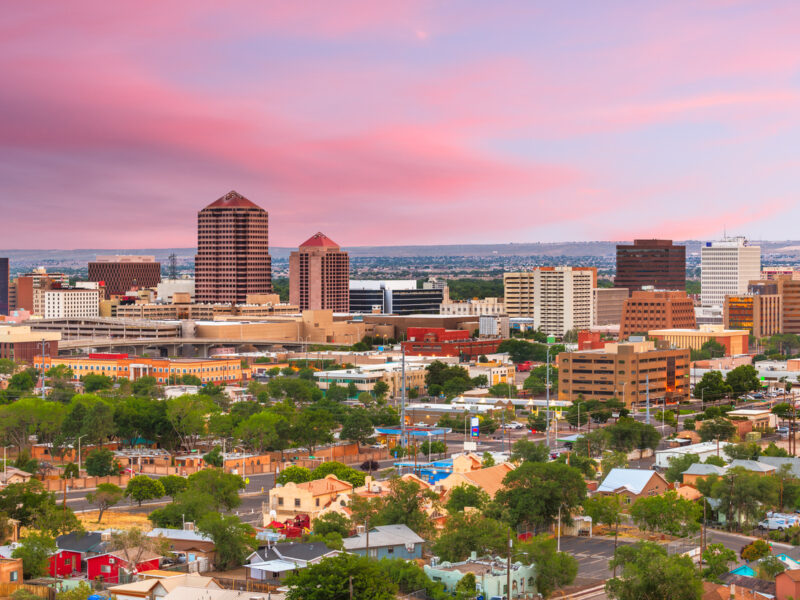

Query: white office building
[503,267,595,336]
[700,237,761,307]
[43,289,100,319]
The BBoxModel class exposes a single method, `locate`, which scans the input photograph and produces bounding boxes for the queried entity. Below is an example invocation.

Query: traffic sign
[245,477,250,485]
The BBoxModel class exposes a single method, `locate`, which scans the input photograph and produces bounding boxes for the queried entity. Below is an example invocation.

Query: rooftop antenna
[168,253,178,280]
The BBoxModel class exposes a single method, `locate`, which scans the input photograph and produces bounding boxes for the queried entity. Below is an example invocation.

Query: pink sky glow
[2,2,800,248]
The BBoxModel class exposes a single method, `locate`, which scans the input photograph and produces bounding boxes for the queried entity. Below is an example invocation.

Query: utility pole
[507,529,512,600]
[40,338,46,399]
[545,345,551,448]
[645,375,650,425]
[400,345,407,448]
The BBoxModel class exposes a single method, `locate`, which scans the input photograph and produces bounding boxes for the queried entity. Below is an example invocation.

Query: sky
[2,1,800,249]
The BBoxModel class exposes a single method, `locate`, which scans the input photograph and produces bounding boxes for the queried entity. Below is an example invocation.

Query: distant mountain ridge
[2,240,800,269]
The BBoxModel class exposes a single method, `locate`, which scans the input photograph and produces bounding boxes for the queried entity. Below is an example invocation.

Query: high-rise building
[619,290,697,338]
[43,288,100,319]
[195,190,272,304]
[289,233,349,311]
[88,255,161,296]
[700,237,761,307]
[0,258,8,316]
[15,268,70,316]
[503,267,596,336]
[593,287,628,326]
[724,280,782,339]
[615,239,686,292]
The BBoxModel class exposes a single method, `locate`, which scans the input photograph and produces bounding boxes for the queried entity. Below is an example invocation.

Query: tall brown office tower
[615,239,686,292]
[88,256,161,295]
[0,258,8,316]
[195,190,272,304]
[289,233,350,311]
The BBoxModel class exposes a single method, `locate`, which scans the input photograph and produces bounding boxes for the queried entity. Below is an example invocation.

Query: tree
[82,374,114,393]
[704,467,778,529]
[583,495,623,559]
[125,475,165,506]
[86,483,123,523]
[293,406,334,453]
[557,453,597,478]
[277,465,312,485]
[445,484,490,513]
[132,376,161,398]
[0,359,15,375]
[0,480,59,528]
[62,463,79,479]
[347,381,359,398]
[202,446,224,467]
[758,555,787,580]
[605,417,660,457]
[166,394,213,450]
[517,534,578,599]
[369,478,438,537]
[55,582,94,600]
[698,418,737,442]
[0,396,65,449]
[741,539,771,562]
[198,513,257,571]
[313,512,352,538]
[285,553,398,600]
[606,541,702,600]
[664,453,700,483]
[12,532,57,579]
[704,455,726,467]
[431,512,508,562]
[84,448,119,476]
[492,462,586,530]
[693,370,732,402]
[702,543,737,583]
[481,451,495,467]
[186,470,245,511]
[160,475,188,499]
[373,380,390,400]
[510,439,549,463]
[726,365,761,395]
[601,451,629,474]
[380,558,448,600]
[454,572,477,599]
[234,411,290,453]
[723,442,761,461]
[340,409,375,447]
[630,491,701,537]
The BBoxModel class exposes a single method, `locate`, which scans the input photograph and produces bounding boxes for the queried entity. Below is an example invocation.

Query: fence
[214,577,279,593]
[0,583,54,600]
[44,474,132,492]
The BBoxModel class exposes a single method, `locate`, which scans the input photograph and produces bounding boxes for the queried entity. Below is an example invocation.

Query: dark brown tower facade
[289,233,350,311]
[615,239,686,292]
[195,190,272,304]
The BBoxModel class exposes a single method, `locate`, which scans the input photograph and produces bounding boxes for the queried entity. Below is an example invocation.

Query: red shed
[86,548,161,584]
[49,549,81,577]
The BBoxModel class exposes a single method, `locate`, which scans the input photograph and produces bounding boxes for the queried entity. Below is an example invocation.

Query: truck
[758,513,800,531]
[516,361,533,372]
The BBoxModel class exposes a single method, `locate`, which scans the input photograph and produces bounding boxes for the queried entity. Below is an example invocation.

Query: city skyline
[3,2,800,248]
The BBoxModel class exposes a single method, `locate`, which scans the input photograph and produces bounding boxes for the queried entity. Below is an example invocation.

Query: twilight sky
[2,1,800,249]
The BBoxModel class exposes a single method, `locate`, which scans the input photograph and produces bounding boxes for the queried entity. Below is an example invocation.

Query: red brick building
[289,233,349,311]
[620,290,696,339]
[88,256,161,296]
[195,190,272,304]
[402,328,501,358]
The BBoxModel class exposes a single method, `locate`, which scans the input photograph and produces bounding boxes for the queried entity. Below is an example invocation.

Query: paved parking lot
[558,536,629,581]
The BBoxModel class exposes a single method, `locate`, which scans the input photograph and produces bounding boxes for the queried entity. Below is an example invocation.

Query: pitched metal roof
[343,524,425,550]
[597,469,659,495]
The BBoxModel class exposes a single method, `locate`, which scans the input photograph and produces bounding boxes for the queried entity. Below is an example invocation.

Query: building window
[295,498,301,507]
[101,565,111,573]
[9,570,18,582]
[278,498,284,506]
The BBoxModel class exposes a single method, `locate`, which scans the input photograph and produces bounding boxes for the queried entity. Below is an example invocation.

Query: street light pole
[545,346,551,448]
[77,435,87,474]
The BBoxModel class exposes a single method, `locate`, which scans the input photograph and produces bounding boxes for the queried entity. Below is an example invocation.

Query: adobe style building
[195,190,272,304]
[558,340,690,406]
[648,326,749,356]
[289,233,349,312]
[615,239,686,292]
[88,255,161,296]
[0,325,60,363]
[619,290,696,338]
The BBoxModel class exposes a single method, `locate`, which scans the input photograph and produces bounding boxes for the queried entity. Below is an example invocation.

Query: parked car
[371,443,386,449]
[776,427,790,436]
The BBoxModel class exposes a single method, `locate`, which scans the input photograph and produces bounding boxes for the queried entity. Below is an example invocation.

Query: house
[438,462,515,499]
[0,468,32,486]
[776,568,800,600]
[655,441,730,469]
[728,460,776,476]
[55,531,108,572]
[718,573,776,598]
[343,524,425,560]
[245,541,340,584]
[265,475,353,523]
[49,547,82,577]
[86,547,161,584]
[727,409,776,431]
[596,469,669,504]
[424,555,536,599]
[107,573,220,600]
[0,558,22,583]
[146,528,215,570]
[702,580,775,599]
[759,456,800,478]
[682,463,726,487]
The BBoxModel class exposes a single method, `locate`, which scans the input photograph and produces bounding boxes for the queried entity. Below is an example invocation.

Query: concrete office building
[503,267,596,336]
[593,287,628,326]
[14,269,70,315]
[441,297,504,316]
[620,290,697,339]
[615,239,686,292]
[558,340,690,406]
[156,278,195,302]
[289,233,349,311]
[349,280,443,315]
[0,326,60,363]
[43,289,100,319]
[0,258,8,316]
[648,326,749,356]
[195,190,272,304]
[88,256,161,296]
[700,237,761,307]
[724,280,782,339]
